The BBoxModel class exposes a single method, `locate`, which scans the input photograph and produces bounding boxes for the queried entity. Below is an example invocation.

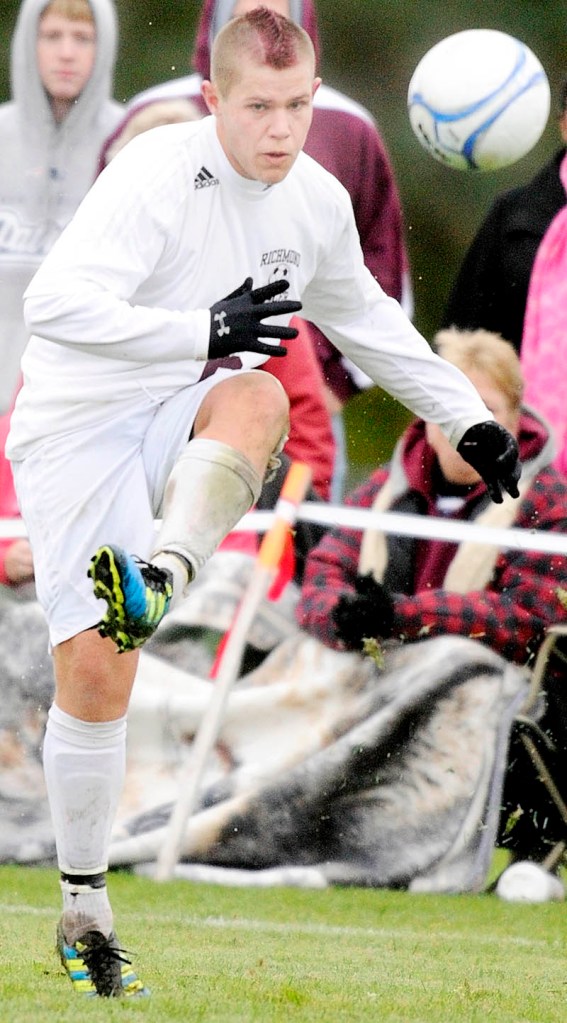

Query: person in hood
[0,0,122,412]
[297,328,567,667]
[7,10,519,999]
[99,0,411,499]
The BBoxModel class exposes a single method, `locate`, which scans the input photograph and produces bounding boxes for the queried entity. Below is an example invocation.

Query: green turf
[0,864,565,1022]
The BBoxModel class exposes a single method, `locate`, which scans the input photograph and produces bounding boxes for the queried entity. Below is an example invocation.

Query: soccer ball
[495,861,565,903]
[407,29,550,171]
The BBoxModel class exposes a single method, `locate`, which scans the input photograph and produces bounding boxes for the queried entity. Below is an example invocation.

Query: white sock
[153,550,191,609]
[60,879,114,944]
[43,704,127,878]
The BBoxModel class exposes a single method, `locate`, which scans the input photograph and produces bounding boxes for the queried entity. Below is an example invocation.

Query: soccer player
[7,7,520,999]
[100,0,412,499]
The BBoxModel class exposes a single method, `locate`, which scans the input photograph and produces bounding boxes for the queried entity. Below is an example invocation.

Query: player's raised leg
[89,371,290,653]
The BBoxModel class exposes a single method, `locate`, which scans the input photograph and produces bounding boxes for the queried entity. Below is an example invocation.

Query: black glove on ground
[208,277,302,359]
[332,573,396,650]
[456,421,521,504]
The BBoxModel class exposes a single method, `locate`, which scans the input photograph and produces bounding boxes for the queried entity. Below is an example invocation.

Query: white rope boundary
[2,505,567,556]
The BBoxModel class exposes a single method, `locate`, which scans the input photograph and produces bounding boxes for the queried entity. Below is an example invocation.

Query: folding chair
[497,624,567,872]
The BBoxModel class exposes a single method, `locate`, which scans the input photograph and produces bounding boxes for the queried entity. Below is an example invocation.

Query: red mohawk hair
[243,6,300,69]
[211,6,315,94]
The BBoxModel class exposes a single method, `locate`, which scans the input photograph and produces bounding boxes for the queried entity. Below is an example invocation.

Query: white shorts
[12,369,258,647]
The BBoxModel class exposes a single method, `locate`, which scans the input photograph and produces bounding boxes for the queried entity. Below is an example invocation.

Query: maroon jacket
[297,410,567,665]
[263,318,335,501]
[98,0,409,402]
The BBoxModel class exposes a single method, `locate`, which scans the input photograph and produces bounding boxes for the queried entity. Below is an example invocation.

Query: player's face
[426,370,520,486]
[37,12,96,104]
[204,59,320,185]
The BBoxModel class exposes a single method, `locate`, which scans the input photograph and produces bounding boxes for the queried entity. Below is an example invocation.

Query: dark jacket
[442,149,567,352]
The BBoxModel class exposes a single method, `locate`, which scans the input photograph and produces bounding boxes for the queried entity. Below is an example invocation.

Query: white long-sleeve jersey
[7,115,491,459]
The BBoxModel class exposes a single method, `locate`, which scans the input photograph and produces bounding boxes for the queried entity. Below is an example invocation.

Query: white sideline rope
[2,506,567,556]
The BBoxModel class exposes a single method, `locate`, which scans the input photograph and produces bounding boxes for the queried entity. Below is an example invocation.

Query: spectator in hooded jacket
[297,328,567,667]
[0,0,122,593]
[0,0,122,413]
[99,0,411,499]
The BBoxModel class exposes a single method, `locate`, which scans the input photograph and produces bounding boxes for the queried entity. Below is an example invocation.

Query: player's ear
[312,77,322,99]
[201,80,219,115]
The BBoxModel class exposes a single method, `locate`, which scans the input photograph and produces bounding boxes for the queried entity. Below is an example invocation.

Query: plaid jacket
[296,411,567,665]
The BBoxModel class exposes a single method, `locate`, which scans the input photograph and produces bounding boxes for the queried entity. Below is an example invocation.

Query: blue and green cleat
[89,544,173,653]
[56,922,150,998]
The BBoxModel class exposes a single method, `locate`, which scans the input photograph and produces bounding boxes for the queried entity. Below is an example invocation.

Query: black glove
[208,277,302,359]
[332,573,396,650]
[456,421,521,504]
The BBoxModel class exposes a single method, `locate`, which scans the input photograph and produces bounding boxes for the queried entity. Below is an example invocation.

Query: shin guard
[152,438,262,593]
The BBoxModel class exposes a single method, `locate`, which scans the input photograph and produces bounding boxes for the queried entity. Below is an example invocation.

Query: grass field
[0,863,565,1022]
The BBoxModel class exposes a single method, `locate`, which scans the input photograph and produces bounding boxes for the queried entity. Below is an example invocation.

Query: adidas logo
[194,166,219,189]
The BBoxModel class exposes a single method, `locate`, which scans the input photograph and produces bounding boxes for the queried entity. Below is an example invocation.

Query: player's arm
[301,197,520,501]
[24,134,299,366]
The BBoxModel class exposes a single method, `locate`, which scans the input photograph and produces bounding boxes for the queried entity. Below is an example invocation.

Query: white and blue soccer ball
[407,29,550,172]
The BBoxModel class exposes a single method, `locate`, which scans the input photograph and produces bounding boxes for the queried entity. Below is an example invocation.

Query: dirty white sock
[60,875,113,943]
[43,705,126,880]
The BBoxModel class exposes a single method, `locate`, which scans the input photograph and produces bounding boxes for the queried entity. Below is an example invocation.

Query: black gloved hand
[456,421,521,504]
[331,573,396,650]
[208,277,302,359]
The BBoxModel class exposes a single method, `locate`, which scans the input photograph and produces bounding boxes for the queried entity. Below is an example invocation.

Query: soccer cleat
[56,921,150,998]
[88,544,173,653]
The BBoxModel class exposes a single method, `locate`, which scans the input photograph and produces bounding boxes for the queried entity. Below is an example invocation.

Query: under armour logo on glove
[208,277,302,359]
[213,310,230,337]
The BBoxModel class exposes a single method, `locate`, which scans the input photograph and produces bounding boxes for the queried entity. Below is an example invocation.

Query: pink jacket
[0,386,22,585]
[521,153,567,476]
